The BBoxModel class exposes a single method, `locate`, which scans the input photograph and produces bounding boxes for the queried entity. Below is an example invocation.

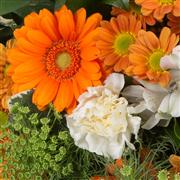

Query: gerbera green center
[114,33,135,55]
[149,50,164,71]
[159,0,174,4]
[56,52,72,70]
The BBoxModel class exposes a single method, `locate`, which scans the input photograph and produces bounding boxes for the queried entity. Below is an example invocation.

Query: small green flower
[120,165,132,176]
[18,106,30,114]
[58,131,69,141]
[40,117,50,124]
[157,170,169,180]
[22,127,30,134]
[48,143,57,151]
[13,123,22,131]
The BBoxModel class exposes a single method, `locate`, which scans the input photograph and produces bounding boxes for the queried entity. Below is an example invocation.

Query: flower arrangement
[0,0,180,179]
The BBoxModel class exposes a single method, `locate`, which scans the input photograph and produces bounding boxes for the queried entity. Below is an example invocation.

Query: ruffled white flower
[66,73,141,159]
[122,45,180,129]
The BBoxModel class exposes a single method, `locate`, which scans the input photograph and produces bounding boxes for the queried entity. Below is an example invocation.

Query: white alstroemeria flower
[122,45,180,130]
[66,73,141,159]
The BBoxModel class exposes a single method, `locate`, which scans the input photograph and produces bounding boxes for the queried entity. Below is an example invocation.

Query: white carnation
[66,73,141,159]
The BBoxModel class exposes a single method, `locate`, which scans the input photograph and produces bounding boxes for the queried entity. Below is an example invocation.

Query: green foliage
[0,91,107,179]
[0,111,8,127]
[102,0,130,10]
[174,118,180,140]
[0,0,31,15]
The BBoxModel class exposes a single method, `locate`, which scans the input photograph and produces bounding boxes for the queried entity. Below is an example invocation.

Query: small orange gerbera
[8,5,104,113]
[0,39,15,112]
[167,14,180,37]
[135,0,180,21]
[169,154,180,173]
[128,27,179,86]
[111,5,156,29]
[96,15,142,72]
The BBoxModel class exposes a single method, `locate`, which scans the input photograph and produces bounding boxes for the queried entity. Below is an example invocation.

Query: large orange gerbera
[128,27,179,86]
[7,5,104,113]
[135,0,180,21]
[96,15,142,73]
[167,14,180,37]
[111,5,156,29]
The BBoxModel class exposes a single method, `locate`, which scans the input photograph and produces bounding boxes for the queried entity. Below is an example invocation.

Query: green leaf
[55,0,67,10]
[0,111,8,127]
[0,0,31,15]
[102,0,130,10]
[174,118,180,140]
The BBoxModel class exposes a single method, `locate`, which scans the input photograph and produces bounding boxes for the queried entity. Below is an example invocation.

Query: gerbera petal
[17,38,45,55]
[14,60,45,75]
[24,12,40,29]
[56,6,75,40]
[81,61,100,73]
[78,13,102,40]
[33,75,59,107]
[159,27,171,51]
[54,80,73,111]
[75,70,92,90]
[27,29,52,47]
[17,76,43,92]
[81,46,100,61]
[74,8,86,36]
[39,9,60,41]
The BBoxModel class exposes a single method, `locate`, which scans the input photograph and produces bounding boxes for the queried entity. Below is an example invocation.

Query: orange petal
[75,70,92,90]
[17,76,43,92]
[74,8,86,36]
[66,97,77,114]
[17,38,45,55]
[33,75,59,108]
[27,29,52,47]
[81,46,100,61]
[72,78,82,100]
[14,60,45,75]
[24,12,40,29]
[39,9,60,41]
[78,13,102,40]
[81,61,100,73]
[160,27,171,51]
[56,6,75,40]
[53,80,73,112]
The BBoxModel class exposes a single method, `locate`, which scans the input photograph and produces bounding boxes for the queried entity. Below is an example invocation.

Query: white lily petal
[138,80,167,93]
[105,73,124,95]
[143,89,166,112]
[142,114,160,130]
[160,54,180,70]
[159,89,180,117]
[127,101,147,114]
[122,85,144,102]
[155,113,172,127]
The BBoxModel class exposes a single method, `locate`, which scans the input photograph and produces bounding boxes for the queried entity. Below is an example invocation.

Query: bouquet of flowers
[0,0,180,179]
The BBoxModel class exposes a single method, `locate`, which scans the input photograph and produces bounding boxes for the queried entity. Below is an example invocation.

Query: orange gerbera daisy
[128,27,179,86]
[0,39,15,112]
[167,14,180,37]
[96,15,142,72]
[111,5,156,29]
[7,5,104,113]
[135,0,180,21]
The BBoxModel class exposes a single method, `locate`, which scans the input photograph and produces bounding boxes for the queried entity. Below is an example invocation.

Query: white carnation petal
[142,114,160,130]
[105,73,125,95]
[127,116,141,139]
